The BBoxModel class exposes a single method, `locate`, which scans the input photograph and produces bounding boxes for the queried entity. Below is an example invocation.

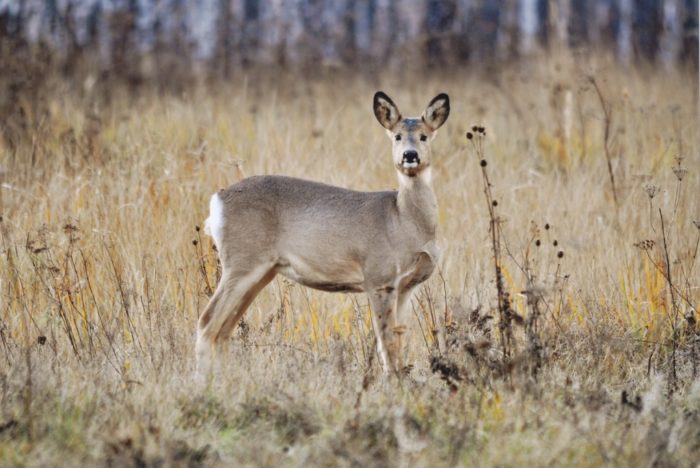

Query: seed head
[37,336,47,345]
[492,200,498,207]
[535,239,541,247]
[480,159,487,167]
[553,240,558,246]
[544,223,550,230]
[644,184,659,199]
[672,166,687,182]
[472,126,478,132]
[466,132,473,140]
[634,240,656,250]
[192,239,198,246]
[557,251,564,258]
[195,225,201,232]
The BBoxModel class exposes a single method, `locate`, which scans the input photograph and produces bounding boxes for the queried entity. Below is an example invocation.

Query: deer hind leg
[196,260,277,377]
[367,286,400,375]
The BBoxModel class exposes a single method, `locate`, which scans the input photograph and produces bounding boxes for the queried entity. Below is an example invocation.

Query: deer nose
[402,150,419,164]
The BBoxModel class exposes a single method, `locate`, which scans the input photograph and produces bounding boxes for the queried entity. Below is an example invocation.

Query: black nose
[402,150,419,164]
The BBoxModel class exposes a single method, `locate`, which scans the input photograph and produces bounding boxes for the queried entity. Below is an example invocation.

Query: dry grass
[1,56,699,466]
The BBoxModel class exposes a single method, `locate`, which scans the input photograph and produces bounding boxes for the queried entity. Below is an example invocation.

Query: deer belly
[275,254,365,293]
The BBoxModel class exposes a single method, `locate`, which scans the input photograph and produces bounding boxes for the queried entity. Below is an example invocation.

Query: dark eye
[395,134,402,141]
[420,134,427,142]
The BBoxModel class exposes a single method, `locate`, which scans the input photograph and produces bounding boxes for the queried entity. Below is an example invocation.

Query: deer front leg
[368,286,400,375]
[392,288,416,371]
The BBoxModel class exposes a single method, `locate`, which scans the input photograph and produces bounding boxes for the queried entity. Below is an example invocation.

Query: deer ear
[373,91,402,129]
[422,93,450,130]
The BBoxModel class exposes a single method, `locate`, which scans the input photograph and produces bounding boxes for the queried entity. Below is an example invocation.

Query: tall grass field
[1,57,699,466]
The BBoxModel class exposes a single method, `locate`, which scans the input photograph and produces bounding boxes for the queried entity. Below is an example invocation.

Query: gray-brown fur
[196,92,450,377]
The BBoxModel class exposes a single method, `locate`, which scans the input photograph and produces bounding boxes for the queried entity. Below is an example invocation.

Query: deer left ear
[373,91,402,130]
[422,93,450,130]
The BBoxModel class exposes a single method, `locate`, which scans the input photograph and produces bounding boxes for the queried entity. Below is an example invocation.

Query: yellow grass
[0,56,699,466]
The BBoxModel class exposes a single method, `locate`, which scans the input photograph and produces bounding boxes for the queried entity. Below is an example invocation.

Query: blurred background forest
[1,0,697,78]
[2,0,697,155]
[1,0,697,150]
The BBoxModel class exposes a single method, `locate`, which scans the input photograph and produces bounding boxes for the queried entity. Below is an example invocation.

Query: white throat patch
[397,167,432,186]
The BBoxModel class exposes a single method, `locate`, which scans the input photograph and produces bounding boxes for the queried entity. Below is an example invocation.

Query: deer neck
[396,168,437,237]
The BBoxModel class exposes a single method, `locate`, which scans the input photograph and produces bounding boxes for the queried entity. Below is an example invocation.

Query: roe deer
[197,91,450,376]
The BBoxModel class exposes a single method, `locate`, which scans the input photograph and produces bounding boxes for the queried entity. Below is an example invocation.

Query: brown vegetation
[0,55,699,465]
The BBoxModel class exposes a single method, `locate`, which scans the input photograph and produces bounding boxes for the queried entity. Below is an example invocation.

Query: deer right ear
[373,92,402,130]
[422,93,450,130]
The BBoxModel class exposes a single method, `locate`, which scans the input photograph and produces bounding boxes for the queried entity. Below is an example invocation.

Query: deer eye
[420,134,427,142]
[395,134,402,141]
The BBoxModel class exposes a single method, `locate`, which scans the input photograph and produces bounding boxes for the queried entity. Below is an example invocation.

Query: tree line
[0,0,697,84]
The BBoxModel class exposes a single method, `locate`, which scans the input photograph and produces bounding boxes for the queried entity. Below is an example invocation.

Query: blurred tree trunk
[241,0,260,66]
[372,0,393,61]
[426,0,457,65]
[354,0,373,60]
[215,0,233,77]
[658,0,681,68]
[471,0,502,61]
[680,0,698,65]
[520,0,540,55]
[588,0,616,50]
[618,0,633,64]
[338,0,357,64]
[633,0,662,61]
[569,0,590,47]
[547,0,571,53]
[496,0,518,60]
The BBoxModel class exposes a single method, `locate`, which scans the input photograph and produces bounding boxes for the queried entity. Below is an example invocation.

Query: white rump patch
[204,192,225,251]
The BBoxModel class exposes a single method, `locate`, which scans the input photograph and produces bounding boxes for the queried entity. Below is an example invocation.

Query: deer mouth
[397,162,427,177]
[399,152,424,176]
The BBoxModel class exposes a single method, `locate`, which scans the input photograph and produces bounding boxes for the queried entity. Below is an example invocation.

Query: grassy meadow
[1,56,699,466]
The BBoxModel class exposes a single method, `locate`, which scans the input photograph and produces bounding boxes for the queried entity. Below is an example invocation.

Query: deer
[196,91,450,378]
